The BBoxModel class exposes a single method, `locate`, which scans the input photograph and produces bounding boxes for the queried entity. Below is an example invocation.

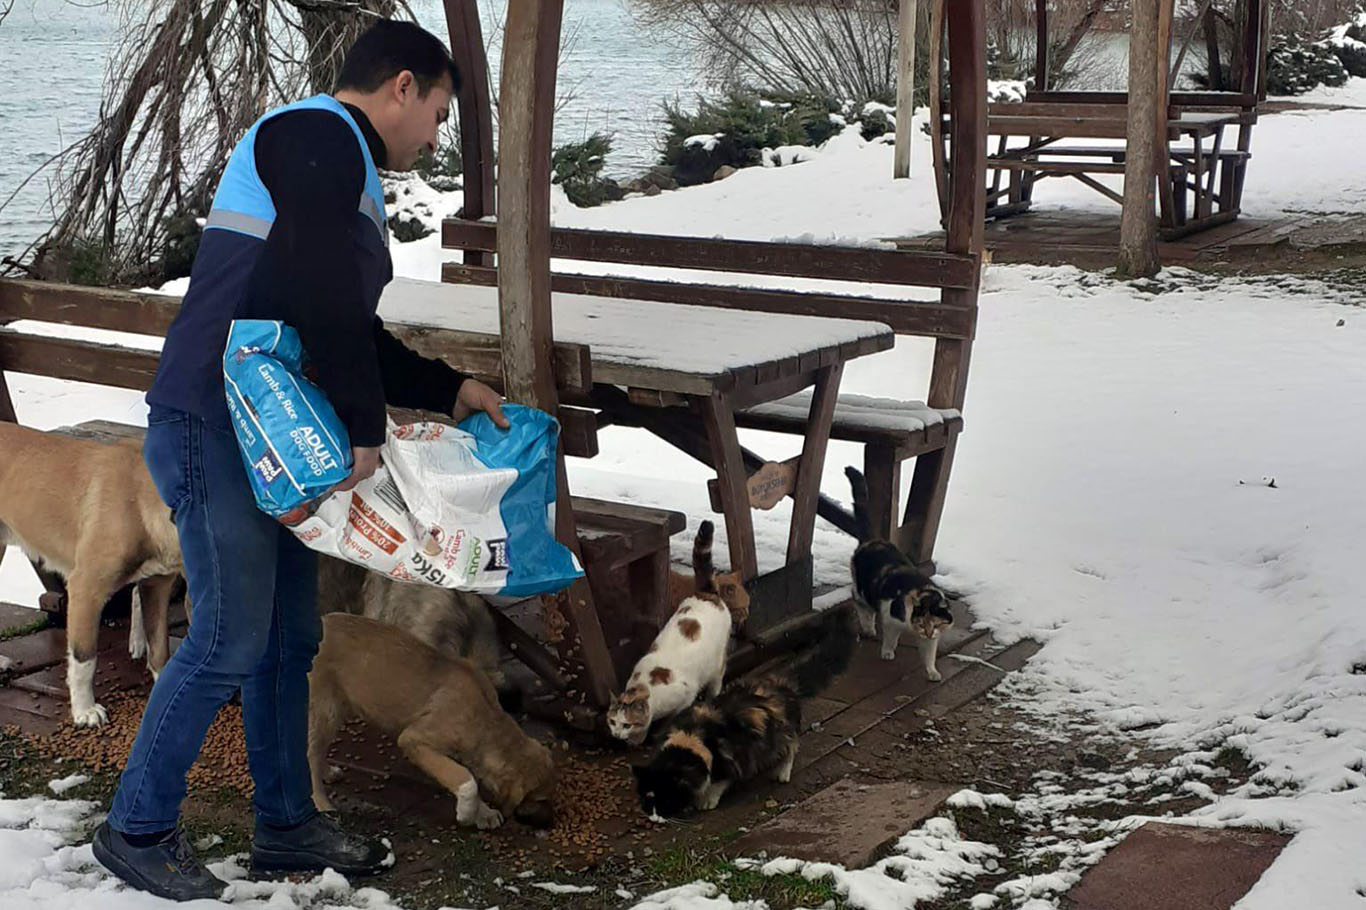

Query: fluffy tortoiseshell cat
[633,607,857,817]
[846,466,953,678]
[607,521,734,746]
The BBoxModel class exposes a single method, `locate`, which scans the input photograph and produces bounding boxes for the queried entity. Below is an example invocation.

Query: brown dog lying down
[308,613,556,829]
[0,421,182,726]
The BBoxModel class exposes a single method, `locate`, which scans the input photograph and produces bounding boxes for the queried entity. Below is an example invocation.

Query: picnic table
[380,278,896,632]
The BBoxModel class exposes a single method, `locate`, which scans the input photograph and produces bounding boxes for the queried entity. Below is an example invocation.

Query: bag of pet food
[223,319,583,597]
[223,319,354,517]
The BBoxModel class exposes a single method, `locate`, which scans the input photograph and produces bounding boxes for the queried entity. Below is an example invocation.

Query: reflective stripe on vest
[204,94,388,246]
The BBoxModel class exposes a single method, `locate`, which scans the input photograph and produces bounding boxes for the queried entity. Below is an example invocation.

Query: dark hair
[336,20,460,96]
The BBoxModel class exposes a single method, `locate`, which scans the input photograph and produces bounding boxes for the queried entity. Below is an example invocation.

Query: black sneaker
[91,822,226,902]
[251,813,389,877]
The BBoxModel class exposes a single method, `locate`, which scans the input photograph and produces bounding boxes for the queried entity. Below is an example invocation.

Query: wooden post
[1154,0,1176,225]
[443,0,495,267]
[0,370,15,423]
[894,0,919,179]
[1034,0,1049,92]
[1116,0,1164,279]
[929,0,948,221]
[901,0,984,568]
[497,0,617,708]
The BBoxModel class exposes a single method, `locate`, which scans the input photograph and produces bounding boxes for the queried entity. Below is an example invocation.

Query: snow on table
[378,277,893,388]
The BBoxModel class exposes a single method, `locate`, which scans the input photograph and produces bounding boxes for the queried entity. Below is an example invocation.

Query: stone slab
[1064,822,1290,910]
[0,602,45,636]
[729,777,955,868]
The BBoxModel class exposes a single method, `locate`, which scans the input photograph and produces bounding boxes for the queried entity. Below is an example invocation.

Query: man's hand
[452,379,510,429]
[335,445,381,492]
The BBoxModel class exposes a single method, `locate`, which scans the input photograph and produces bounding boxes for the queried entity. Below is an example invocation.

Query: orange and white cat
[607,521,741,746]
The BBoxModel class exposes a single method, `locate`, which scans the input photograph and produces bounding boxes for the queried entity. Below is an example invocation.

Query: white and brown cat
[846,466,953,679]
[607,521,744,746]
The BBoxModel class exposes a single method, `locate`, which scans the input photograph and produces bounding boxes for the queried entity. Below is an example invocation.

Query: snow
[47,775,89,796]
[4,81,1366,910]
[684,133,724,152]
[377,278,892,379]
[742,391,958,434]
[730,816,1000,909]
[1268,75,1366,107]
[531,882,597,894]
[0,795,413,910]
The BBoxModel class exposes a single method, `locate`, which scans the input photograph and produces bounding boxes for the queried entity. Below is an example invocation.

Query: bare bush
[1,0,405,284]
[634,0,900,103]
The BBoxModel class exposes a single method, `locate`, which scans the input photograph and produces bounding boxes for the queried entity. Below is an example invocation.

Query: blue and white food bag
[223,319,353,517]
[223,319,583,597]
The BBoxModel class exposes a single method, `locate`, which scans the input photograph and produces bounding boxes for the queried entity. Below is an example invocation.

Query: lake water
[0,0,702,259]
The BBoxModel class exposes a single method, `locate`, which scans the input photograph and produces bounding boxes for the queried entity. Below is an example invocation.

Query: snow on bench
[739,390,961,446]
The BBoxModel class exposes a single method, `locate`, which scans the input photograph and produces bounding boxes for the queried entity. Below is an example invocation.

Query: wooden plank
[490,609,568,692]
[573,496,687,536]
[988,115,1130,138]
[0,279,178,334]
[386,323,591,396]
[1025,89,1257,107]
[698,393,758,581]
[0,329,159,390]
[1071,172,1126,205]
[441,223,982,291]
[0,280,594,395]
[787,364,843,564]
[989,101,1138,119]
[442,263,977,339]
[992,160,1127,174]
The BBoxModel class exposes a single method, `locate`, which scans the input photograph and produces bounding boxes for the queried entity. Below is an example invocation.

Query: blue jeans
[107,406,321,834]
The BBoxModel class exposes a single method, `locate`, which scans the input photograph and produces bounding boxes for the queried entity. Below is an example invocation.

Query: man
[92,20,506,901]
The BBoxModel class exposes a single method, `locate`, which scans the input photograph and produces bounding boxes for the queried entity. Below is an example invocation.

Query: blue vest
[147,94,391,425]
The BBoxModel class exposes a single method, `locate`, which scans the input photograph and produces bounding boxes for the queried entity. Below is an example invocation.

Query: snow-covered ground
[3,100,1366,909]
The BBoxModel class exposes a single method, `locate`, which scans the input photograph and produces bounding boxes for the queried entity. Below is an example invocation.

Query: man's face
[387,70,453,171]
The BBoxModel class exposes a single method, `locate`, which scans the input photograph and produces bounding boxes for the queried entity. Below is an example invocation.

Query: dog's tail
[786,606,859,697]
[846,466,873,543]
[692,520,717,594]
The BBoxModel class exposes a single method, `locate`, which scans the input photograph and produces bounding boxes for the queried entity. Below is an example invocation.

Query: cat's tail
[788,605,859,697]
[692,520,717,594]
[845,466,873,543]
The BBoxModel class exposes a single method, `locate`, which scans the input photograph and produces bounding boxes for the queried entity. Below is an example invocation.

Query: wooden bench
[442,223,980,574]
[732,392,963,543]
[0,278,688,715]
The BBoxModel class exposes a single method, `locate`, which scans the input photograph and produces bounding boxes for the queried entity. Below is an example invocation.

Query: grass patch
[0,616,48,642]
[646,844,844,908]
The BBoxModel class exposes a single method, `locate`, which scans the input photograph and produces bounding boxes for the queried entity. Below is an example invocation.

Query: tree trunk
[1117,0,1162,279]
[894,0,917,179]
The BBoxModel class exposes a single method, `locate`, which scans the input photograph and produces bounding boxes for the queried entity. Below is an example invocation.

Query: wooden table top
[379,278,895,396]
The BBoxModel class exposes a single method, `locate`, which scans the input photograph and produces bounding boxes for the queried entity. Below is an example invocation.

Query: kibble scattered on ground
[28,690,252,795]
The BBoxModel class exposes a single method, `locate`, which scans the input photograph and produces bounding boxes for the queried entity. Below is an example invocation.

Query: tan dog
[308,613,556,829]
[0,421,183,725]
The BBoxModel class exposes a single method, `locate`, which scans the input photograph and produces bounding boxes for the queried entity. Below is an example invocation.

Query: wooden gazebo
[932,0,1270,238]
[0,0,990,734]
[433,0,988,722]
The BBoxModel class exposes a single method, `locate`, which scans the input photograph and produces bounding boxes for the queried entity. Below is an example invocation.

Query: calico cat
[633,606,857,817]
[607,521,733,746]
[846,466,953,678]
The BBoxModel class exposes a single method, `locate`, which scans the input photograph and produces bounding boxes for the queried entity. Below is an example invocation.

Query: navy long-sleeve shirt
[149,102,467,448]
